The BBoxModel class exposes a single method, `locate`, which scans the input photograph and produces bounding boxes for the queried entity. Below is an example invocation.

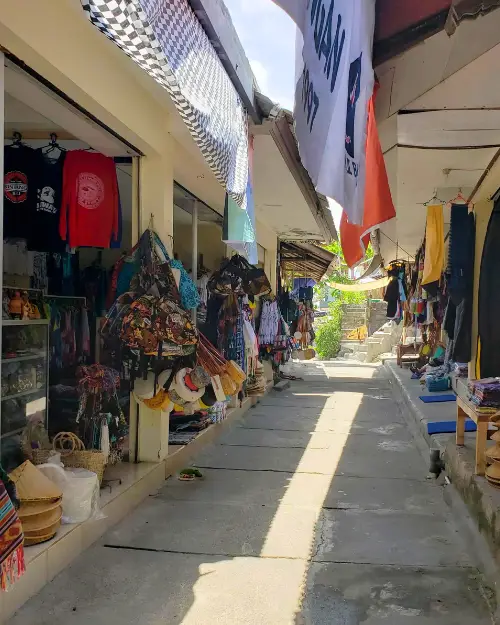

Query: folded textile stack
[468,378,500,412]
[455,363,468,378]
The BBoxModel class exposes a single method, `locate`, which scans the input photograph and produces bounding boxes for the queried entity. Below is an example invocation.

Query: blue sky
[223,0,296,111]
[222,0,343,226]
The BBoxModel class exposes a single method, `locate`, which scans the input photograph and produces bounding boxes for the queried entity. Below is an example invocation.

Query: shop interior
[1,60,138,472]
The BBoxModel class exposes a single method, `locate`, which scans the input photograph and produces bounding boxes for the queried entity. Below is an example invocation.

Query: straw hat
[24,528,59,546]
[157,369,173,389]
[168,389,188,406]
[486,446,500,462]
[19,498,62,518]
[486,463,500,482]
[9,461,62,502]
[24,519,61,541]
[491,430,500,442]
[174,368,205,402]
[20,505,62,533]
[189,366,211,389]
[133,372,157,400]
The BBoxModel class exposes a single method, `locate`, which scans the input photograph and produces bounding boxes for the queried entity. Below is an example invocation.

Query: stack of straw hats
[246,361,266,397]
[486,430,500,487]
[9,461,63,546]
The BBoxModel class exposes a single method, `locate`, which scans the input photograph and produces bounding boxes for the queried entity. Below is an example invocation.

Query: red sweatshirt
[60,151,118,248]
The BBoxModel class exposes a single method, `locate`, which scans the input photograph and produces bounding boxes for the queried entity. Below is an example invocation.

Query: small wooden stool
[456,396,490,476]
[397,342,422,367]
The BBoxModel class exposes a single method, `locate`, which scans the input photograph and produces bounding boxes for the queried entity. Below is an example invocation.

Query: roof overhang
[374,0,500,65]
[374,0,451,65]
[375,32,500,263]
[252,96,337,244]
[280,241,336,282]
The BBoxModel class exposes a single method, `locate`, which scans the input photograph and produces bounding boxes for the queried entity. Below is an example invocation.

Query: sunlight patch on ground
[180,557,305,625]
[260,393,364,556]
[323,366,377,379]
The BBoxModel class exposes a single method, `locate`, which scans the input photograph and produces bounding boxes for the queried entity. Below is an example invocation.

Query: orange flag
[340,84,395,268]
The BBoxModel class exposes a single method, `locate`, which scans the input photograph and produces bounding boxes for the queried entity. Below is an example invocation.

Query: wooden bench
[456,396,491,476]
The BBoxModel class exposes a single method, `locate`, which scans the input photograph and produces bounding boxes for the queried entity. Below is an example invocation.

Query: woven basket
[53,432,106,484]
[31,449,56,466]
[304,348,316,361]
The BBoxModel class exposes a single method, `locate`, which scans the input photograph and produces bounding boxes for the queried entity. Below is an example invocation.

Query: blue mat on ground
[419,394,456,404]
[427,421,476,435]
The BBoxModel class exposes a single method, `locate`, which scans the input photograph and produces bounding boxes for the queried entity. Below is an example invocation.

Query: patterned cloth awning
[81,0,249,208]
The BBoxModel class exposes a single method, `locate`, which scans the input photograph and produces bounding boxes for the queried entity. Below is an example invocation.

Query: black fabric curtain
[448,206,475,364]
[478,199,500,377]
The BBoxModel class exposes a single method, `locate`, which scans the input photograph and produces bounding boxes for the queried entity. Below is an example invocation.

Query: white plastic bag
[36,464,104,524]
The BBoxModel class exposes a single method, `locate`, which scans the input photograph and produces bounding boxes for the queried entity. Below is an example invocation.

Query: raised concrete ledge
[2,386,274,623]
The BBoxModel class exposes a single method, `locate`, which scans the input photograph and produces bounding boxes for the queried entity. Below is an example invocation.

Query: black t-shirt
[4,145,37,238]
[28,149,67,252]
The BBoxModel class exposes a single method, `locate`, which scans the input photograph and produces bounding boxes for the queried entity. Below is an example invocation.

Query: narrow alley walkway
[9,362,494,624]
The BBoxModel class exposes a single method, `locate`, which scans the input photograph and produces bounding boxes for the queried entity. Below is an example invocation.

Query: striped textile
[0,481,25,590]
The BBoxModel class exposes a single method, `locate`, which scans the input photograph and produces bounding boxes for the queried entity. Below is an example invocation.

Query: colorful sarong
[0,480,25,590]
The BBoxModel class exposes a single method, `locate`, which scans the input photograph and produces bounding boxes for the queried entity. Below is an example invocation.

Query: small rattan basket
[53,432,106,484]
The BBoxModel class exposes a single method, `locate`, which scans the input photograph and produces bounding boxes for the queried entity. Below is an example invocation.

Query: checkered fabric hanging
[81,0,249,207]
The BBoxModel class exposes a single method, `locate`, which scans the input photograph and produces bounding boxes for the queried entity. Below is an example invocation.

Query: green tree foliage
[315,240,373,358]
[315,301,343,359]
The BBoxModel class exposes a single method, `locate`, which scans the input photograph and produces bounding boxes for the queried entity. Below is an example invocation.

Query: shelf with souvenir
[1,312,49,471]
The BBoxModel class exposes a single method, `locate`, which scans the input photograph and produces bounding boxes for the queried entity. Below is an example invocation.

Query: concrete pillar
[469,199,493,380]
[135,146,174,463]
[256,219,278,292]
[139,149,174,254]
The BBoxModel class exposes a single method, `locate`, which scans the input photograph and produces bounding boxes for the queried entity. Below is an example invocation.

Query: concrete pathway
[9,362,494,624]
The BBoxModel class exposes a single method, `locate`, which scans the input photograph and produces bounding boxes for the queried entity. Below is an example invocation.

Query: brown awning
[280,241,335,283]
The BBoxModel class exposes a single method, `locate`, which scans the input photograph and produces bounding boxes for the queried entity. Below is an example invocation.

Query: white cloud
[250,60,269,92]
[251,59,294,110]
[224,0,296,111]
[238,0,276,14]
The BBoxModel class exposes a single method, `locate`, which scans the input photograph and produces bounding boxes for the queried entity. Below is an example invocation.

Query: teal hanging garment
[170,259,201,311]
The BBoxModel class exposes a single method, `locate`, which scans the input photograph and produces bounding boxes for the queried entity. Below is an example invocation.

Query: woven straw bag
[220,372,237,397]
[53,433,106,484]
[226,360,246,384]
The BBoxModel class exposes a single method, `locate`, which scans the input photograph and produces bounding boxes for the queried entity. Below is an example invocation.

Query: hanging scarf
[170,259,201,310]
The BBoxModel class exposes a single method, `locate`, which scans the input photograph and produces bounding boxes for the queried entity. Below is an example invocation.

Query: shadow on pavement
[8,362,493,625]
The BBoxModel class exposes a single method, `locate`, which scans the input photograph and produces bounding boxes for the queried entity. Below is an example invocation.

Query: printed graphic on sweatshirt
[4,171,28,203]
[37,186,57,214]
[77,172,104,209]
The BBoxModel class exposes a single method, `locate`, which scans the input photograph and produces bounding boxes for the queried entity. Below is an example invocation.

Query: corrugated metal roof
[280,241,336,282]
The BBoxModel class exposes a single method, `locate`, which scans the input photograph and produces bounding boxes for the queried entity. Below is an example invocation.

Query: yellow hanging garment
[422,204,445,285]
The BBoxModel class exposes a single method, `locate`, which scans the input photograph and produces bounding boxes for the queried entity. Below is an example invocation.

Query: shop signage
[273,0,376,225]
[81,0,250,214]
